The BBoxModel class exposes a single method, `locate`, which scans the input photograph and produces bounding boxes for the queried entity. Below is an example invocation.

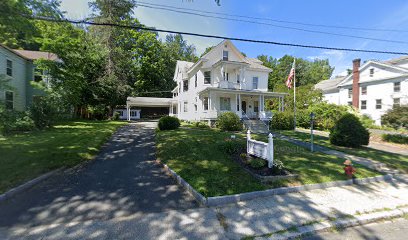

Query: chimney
[352,59,361,109]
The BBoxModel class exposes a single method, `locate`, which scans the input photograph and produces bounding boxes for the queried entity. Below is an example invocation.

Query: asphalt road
[0,121,198,228]
[303,218,408,240]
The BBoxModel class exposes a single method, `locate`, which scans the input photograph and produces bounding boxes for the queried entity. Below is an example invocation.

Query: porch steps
[243,120,269,134]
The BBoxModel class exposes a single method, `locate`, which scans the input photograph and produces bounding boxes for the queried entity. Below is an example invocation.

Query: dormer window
[223,50,229,61]
[369,68,374,77]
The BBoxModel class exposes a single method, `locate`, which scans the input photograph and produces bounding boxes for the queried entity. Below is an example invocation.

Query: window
[220,97,231,111]
[361,86,367,95]
[361,100,367,110]
[376,99,382,109]
[195,74,197,88]
[204,71,211,84]
[369,68,374,77]
[348,88,352,98]
[237,74,240,83]
[194,104,197,112]
[183,101,188,112]
[393,98,400,107]
[130,111,138,117]
[118,111,124,117]
[254,101,259,112]
[5,91,13,110]
[223,50,229,61]
[348,101,352,106]
[223,72,229,81]
[203,97,209,110]
[252,77,259,89]
[183,80,188,92]
[6,60,12,76]
[394,82,400,92]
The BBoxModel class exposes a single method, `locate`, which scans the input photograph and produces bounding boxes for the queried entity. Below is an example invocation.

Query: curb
[0,168,64,203]
[259,207,408,240]
[159,159,399,207]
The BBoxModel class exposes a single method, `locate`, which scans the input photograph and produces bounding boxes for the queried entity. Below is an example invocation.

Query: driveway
[0,121,198,228]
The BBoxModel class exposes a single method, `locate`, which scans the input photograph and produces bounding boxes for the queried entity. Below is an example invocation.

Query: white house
[169,40,287,123]
[316,58,408,125]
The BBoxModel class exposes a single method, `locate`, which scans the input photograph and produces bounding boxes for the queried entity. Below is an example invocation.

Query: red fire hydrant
[344,159,356,179]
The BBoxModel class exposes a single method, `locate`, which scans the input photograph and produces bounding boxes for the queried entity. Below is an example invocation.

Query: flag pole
[293,58,296,130]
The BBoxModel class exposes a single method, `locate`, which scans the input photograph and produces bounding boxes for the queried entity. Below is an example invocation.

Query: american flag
[286,60,295,89]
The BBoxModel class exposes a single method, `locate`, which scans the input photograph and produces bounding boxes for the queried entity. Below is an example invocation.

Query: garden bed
[156,127,381,197]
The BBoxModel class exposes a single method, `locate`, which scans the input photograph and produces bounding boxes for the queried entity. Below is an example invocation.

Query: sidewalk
[1,177,407,239]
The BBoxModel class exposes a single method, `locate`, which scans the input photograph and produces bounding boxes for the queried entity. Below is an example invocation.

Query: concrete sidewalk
[1,177,408,240]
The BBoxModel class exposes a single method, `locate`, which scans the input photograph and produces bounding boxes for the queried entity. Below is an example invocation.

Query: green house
[0,44,57,111]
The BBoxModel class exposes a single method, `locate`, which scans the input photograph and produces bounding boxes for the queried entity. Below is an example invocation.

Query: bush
[219,139,245,155]
[270,111,294,130]
[329,113,369,148]
[360,114,376,129]
[158,116,180,130]
[112,111,120,121]
[382,134,408,145]
[249,158,267,169]
[194,121,210,129]
[216,112,242,131]
[309,102,351,131]
[297,109,311,129]
[381,105,408,130]
[0,108,35,135]
[30,97,58,129]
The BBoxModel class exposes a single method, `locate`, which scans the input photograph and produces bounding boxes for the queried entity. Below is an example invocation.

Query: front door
[242,101,247,113]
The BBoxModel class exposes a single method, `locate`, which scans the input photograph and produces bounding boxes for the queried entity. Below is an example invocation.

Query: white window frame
[183,101,188,112]
[204,71,211,84]
[361,100,367,110]
[394,82,400,92]
[223,50,229,61]
[348,88,352,98]
[203,97,209,111]
[375,99,382,109]
[369,68,374,77]
[252,77,259,89]
[6,59,12,77]
[183,80,188,92]
[361,86,367,95]
[393,98,400,107]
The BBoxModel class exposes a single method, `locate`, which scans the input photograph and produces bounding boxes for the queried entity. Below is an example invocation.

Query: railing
[219,81,240,90]
[247,130,274,168]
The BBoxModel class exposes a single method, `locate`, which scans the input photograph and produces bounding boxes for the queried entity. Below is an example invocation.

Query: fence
[246,130,274,168]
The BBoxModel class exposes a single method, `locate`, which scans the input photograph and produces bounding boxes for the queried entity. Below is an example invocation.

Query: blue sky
[60,0,408,77]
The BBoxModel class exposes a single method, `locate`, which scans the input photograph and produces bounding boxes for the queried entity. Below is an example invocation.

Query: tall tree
[165,34,198,62]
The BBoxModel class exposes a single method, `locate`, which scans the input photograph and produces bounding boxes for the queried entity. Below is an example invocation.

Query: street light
[310,112,315,152]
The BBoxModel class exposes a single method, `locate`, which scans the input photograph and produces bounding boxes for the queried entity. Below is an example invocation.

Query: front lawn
[277,130,408,173]
[0,120,126,193]
[156,127,380,197]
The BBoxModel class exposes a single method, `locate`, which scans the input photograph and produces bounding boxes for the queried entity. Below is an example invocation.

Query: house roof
[245,57,272,71]
[0,44,32,61]
[315,76,345,93]
[12,49,59,61]
[198,87,287,97]
[126,97,172,107]
[382,56,408,66]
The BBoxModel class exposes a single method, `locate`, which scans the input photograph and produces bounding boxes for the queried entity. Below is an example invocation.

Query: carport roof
[126,97,172,107]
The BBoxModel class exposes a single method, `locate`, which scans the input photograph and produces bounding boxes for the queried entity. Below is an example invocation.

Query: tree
[165,34,198,62]
[0,0,62,49]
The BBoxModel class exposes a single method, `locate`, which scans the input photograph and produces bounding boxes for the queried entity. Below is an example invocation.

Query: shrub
[297,109,311,129]
[30,97,58,129]
[194,121,210,129]
[112,111,120,121]
[158,116,180,130]
[270,111,294,130]
[360,114,376,129]
[329,113,369,148]
[0,108,35,135]
[216,112,242,131]
[381,134,408,145]
[249,158,267,169]
[309,102,351,131]
[381,105,408,130]
[219,139,245,155]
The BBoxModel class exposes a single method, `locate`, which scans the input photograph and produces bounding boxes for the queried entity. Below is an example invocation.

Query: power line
[134,3,408,45]
[137,1,408,34]
[26,15,408,55]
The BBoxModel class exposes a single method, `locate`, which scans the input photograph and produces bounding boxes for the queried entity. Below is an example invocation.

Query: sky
[59,0,408,77]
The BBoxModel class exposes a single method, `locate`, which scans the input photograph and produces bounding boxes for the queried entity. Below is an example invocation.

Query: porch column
[259,95,262,112]
[126,103,130,121]
[239,94,242,113]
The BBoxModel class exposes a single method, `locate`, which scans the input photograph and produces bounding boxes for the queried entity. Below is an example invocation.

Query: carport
[126,97,172,120]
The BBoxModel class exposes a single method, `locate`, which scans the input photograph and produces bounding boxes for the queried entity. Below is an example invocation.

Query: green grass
[0,120,126,194]
[156,127,380,197]
[277,130,408,173]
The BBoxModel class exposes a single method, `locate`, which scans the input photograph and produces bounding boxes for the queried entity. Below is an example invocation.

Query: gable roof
[338,60,408,86]
[0,44,31,61]
[383,56,408,66]
[12,49,59,61]
[315,76,345,93]
[245,57,272,71]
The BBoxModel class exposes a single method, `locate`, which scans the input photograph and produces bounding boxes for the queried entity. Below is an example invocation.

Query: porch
[198,87,287,120]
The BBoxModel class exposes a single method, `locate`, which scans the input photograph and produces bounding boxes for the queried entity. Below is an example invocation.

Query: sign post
[310,112,315,152]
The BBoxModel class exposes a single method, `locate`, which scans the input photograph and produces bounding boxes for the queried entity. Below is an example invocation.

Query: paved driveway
[0,121,198,228]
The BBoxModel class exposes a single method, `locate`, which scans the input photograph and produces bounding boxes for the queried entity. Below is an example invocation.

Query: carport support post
[126,103,130,121]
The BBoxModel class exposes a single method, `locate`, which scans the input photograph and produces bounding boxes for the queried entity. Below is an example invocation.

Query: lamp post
[310,112,315,152]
